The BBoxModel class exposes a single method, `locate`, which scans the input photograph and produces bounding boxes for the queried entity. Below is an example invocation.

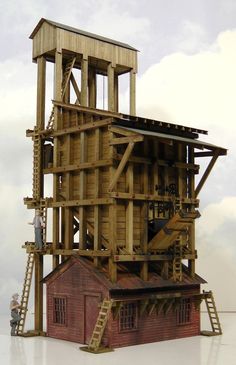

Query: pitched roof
[43,256,206,293]
[30,18,138,51]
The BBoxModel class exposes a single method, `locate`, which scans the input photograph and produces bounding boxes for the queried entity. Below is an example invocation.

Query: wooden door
[84,294,100,344]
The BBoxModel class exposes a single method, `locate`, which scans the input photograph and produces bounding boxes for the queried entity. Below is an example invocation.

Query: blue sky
[0,0,236,314]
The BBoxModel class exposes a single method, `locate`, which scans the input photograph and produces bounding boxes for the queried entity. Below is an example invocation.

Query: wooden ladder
[82,299,113,353]
[201,290,222,336]
[172,238,182,282]
[46,56,76,130]
[32,130,41,199]
[17,253,35,335]
[39,200,47,245]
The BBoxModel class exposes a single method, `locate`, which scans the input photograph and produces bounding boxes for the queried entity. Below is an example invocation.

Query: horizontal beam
[52,118,112,137]
[109,134,143,145]
[44,159,113,174]
[53,100,121,118]
[113,253,197,262]
[110,192,199,205]
[50,198,113,208]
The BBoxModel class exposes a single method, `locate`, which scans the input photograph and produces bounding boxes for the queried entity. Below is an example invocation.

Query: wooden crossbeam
[140,299,149,315]
[70,72,81,103]
[43,158,113,174]
[51,198,113,208]
[108,142,135,191]
[195,150,220,197]
[110,134,143,145]
[109,125,139,136]
[51,118,112,137]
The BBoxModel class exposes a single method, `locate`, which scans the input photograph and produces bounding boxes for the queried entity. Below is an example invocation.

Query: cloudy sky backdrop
[0,0,236,316]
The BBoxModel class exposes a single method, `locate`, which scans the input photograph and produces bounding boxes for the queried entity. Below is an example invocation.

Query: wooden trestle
[21,19,227,335]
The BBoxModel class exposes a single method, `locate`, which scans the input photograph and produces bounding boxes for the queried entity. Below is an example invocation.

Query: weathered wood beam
[110,191,199,205]
[108,142,135,191]
[126,162,134,254]
[51,118,112,137]
[108,125,141,136]
[81,57,88,106]
[113,253,197,262]
[195,150,220,197]
[53,100,121,118]
[34,253,43,331]
[130,69,136,115]
[70,72,81,104]
[51,198,112,208]
[140,299,149,315]
[36,56,46,130]
[108,62,115,111]
[110,134,143,145]
[43,158,113,174]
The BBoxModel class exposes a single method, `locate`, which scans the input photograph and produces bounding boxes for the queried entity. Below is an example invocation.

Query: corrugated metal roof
[30,18,138,51]
[114,125,227,153]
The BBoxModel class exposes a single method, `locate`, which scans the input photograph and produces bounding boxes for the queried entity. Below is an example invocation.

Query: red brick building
[43,256,205,348]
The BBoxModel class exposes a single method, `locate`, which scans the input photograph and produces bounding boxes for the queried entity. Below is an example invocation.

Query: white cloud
[137,29,236,143]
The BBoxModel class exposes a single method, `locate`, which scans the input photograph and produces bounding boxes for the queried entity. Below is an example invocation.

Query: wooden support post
[64,132,73,256]
[79,116,87,249]
[140,138,148,280]
[114,73,119,112]
[130,69,136,116]
[36,56,46,130]
[195,150,220,198]
[88,68,97,108]
[94,127,101,266]
[188,146,195,277]
[52,50,62,268]
[109,131,117,282]
[126,163,134,254]
[108,63,115,112]
[34,253,43,331]
[81,57,88,107]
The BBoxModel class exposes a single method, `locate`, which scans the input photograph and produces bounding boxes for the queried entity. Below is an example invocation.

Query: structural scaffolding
[19,18,226,348]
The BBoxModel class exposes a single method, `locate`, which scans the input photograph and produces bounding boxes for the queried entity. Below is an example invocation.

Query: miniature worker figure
[10,293,21,336]
[28,210,45,250]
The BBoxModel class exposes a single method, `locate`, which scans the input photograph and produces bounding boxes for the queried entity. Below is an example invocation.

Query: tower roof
[29,18,138,52]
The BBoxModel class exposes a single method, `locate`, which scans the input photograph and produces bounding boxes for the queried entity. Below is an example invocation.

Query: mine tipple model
[19,18,226,351]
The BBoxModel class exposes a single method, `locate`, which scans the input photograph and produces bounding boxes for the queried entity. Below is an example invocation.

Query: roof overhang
[113,125,227,155]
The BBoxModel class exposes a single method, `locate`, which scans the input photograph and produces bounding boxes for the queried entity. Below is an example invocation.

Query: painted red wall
[46,262,107,344]
[46,263,200,348]
[108,288,200,348]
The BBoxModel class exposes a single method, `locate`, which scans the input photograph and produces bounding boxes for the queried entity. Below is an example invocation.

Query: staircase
[81,299,113,353]
[46,56,76,130]
[148,210,200,250]
[201,290,222,336]
[16,253,35,335]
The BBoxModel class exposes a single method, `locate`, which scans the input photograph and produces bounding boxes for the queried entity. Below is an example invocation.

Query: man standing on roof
[28,210,45,250]
[10,293,21,336]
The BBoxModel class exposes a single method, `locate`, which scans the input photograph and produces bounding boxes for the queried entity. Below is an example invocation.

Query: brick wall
[108,288,200,348]
[46,262,107,344]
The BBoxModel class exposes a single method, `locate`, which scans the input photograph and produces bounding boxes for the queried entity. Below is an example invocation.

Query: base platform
[201,330,222,336]
[80,346,114,354]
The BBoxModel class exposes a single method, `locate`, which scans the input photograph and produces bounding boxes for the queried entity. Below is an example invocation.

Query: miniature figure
[10,293,21,336]
[28,209,44,250]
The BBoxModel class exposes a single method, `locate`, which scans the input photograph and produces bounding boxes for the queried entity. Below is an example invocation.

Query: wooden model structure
[18,18,227,351]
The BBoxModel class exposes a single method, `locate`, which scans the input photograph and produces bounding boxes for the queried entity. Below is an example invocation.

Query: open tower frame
[23,18,227,334]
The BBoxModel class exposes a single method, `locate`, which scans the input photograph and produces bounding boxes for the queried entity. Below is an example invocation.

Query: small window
[119,302,138,332]
[177,298,192,325]
[53,297,67,325]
